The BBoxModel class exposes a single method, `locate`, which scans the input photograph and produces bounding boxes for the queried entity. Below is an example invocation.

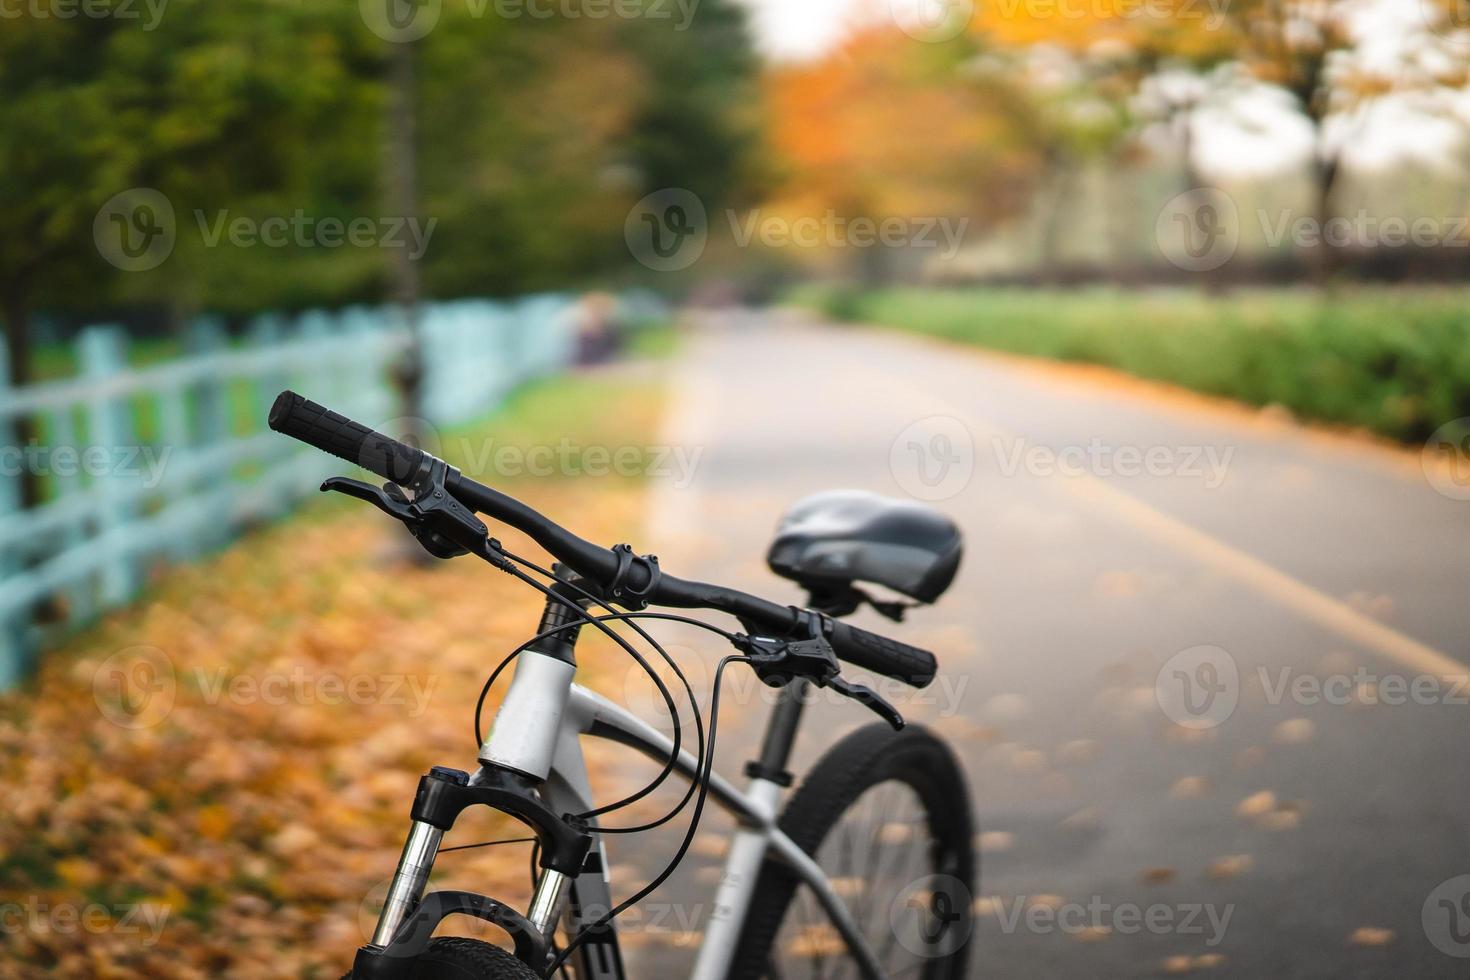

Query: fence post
[0,340,24,686]
[188,317,233,552]
[79,326,139,609]
[46,404,97,624]
[246,314,290,519]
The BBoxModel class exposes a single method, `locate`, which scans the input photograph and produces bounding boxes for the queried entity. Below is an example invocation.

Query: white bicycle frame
[371,649,887,980]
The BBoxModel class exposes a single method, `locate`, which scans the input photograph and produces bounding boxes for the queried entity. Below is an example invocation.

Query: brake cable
[481,549,695,818]
[546,653,750,974]
[473,601,745,833]
[493,546,735,828]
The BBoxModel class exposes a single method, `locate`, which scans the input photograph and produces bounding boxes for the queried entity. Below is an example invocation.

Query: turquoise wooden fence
[0,293,614,688]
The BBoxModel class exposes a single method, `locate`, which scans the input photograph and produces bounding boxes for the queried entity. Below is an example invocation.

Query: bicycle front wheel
[729,723,976,980]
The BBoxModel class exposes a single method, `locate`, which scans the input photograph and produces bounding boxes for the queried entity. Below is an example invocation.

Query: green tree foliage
[416,0,763,297]
[0,0,761,352]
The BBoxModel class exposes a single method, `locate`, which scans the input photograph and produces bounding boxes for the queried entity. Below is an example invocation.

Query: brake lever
[829,677,904,730]
[322,477,416,521]
[322,462,489,560]
[737,634,905,731]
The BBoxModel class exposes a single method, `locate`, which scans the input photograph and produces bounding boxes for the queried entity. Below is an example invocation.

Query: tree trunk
[1178,107,1204,195]
[1,281,42,508]
[386,39,425,437]
[1310,150,1342,286]
[1036,163,1072,285]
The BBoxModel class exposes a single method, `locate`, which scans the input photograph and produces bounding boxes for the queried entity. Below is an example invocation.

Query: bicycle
[268,390,975,980]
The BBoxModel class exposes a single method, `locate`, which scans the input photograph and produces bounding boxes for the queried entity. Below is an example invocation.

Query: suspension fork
[370,577,594,957]
[373,819,445,947]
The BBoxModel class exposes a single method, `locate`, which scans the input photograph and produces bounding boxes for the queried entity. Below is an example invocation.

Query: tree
[0,1,384,346]
[764,25,1032,284]
[414,0,763,297]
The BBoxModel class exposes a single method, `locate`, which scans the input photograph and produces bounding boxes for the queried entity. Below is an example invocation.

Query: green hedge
[792,285,1470,443]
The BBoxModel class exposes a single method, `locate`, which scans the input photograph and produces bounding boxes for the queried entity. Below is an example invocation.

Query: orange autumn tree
[763,25,1034,283]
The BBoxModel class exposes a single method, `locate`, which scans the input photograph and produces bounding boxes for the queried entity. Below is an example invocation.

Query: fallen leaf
[1272,718,1316,745]
[1170,776,1211,799]
[1207,855,1254,880]
[1349,927,1395,947]
[1235,791,1277,819]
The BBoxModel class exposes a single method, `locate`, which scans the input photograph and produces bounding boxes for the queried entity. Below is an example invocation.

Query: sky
[735,0,867,61]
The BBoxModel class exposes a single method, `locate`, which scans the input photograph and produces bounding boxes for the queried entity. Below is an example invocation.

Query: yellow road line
[872,367,1470,683]
[1063,474,1468,682]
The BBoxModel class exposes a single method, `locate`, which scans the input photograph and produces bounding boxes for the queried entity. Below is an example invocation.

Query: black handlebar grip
[827,619,938,688]
[268,390,427,484]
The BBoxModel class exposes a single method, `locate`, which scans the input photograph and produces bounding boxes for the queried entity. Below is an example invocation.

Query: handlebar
[268,390,939,688]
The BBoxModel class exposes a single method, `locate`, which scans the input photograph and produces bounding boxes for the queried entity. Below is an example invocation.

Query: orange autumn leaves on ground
[0,473,647,977]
